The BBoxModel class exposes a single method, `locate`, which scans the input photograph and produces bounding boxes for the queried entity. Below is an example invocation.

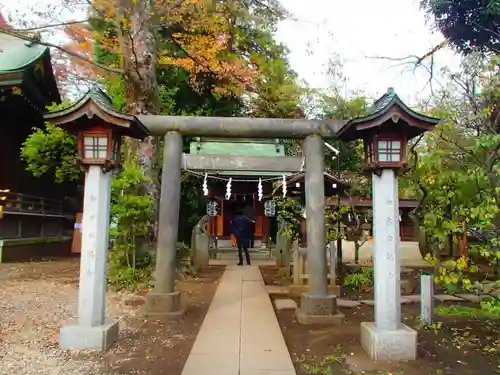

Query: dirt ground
[0,258,224,375]
[260,265,500,375]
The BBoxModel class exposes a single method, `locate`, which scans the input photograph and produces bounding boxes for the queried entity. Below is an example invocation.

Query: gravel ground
[0,259,141,375]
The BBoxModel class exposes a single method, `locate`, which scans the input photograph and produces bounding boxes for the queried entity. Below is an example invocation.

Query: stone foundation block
[360,322,417,361]
[144,291,185,318]
[295,292,344,325]
[59,319,119,351]
[274,298,298,311]
[289,284,341,298]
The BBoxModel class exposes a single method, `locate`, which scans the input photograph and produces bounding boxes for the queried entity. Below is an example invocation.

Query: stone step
[274,299,297,311]
[337,299,362,308]
[356,294,482,305]
[266,285,289,296]
[271,293,481,311]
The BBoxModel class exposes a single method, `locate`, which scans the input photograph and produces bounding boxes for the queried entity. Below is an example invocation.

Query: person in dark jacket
[230,209,253,265]
[242,204,256,248]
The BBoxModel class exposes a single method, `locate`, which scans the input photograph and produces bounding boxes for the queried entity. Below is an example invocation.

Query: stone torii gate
[139,116,345,326]
[43,88,346,350]
[44,87,439,359]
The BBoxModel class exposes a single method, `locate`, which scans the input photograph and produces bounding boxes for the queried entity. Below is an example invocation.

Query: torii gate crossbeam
[138,115,344,138]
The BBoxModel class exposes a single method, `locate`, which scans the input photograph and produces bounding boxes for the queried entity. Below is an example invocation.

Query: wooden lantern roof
[43,86,150,139]
[336,88,440,142]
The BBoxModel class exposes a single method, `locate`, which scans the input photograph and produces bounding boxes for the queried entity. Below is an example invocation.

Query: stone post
[329,241,337,287]
[360,168,417,360]
[145,131,185,318]
[421,272,434,324]
[296,134,343,325]
[59,165,118,351]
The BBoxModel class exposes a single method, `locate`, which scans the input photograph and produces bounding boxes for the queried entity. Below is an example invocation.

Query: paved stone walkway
[181,265,296,375]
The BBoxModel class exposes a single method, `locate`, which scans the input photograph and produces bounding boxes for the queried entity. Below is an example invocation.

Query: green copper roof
[190,138,289,176]
[369,87,396,114]
[0,33,47,72]
[365,87,440,123]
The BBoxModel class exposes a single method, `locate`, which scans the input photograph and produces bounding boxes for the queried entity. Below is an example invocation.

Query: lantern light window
[84,135,108,159]
[377,139,401,162]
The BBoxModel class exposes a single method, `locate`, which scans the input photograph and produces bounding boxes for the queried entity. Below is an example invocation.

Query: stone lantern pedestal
[359,169,416,360]
[335,87,441,361]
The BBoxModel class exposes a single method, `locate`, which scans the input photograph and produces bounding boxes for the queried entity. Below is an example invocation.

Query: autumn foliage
[62,0,264,95]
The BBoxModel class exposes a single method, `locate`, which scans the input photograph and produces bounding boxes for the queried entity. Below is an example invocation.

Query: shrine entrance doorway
[188,137,289,248]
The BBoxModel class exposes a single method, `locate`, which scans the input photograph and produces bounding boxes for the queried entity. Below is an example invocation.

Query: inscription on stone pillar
[301,293,337,316]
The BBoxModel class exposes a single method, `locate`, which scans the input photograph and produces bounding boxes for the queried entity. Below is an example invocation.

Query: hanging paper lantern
[202,173,209,196]
[264,200,276,217]
[257,178,263,201]
[206,200,219,217]
[225,177,232,200]
[282,175,287,198]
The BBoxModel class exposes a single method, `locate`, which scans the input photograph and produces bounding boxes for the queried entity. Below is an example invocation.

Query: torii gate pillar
[295,134,344,325]
[144,131,185,317]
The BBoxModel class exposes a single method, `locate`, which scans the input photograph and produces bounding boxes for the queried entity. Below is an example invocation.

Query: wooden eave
[0,70,23,86]
[336,95,440,142]
[39,49,61,104]
[0,52,61,112]
[43,89,150,139]
[0,71,46,114]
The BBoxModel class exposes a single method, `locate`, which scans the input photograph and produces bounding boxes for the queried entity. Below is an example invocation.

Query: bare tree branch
[8,19,89,32]
[0,28,125,75]
[365,40,449,93]
[471,21,500,39]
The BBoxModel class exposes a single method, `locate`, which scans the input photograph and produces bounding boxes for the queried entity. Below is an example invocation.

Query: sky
[275,0,462,103]
[0,0,462,105]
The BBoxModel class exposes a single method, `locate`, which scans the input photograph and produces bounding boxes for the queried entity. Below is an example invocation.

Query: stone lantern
[44,86,149,351]
[364,132,406,170]
[339,88,439,175]
[337,87,440,361]
[78,127,121,170]
[45,88,148,172]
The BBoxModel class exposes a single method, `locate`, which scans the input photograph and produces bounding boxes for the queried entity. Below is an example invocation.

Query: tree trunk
[118,0,161,241]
